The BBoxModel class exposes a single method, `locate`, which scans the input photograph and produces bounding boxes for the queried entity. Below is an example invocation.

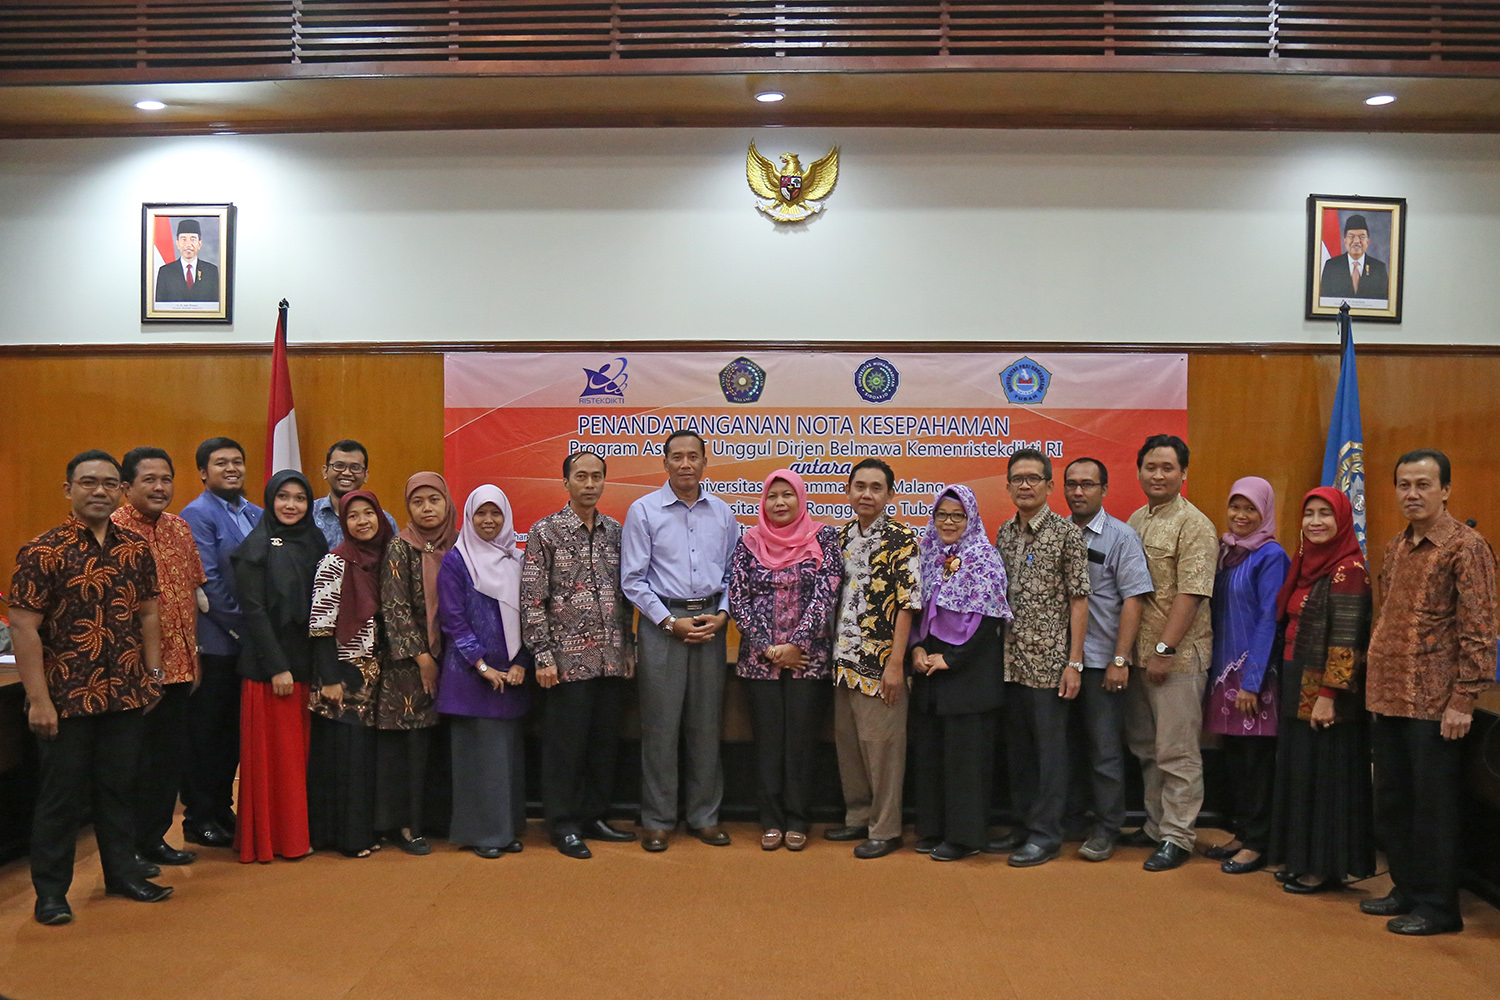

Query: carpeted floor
[0,822,1496,1000]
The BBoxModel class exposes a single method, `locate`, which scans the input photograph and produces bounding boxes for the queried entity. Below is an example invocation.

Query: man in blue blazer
[179,437,261,847]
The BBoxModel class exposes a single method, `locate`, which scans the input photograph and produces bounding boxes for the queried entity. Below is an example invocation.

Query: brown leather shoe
[641,828,671,853]
[760,829,783,851]
[783,831,808,851]
[691,824,731,846]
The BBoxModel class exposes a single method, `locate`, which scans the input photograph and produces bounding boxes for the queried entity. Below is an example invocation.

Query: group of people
[8,428,1494,938]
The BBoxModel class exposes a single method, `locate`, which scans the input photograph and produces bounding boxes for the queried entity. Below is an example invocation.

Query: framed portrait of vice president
[1305,194,1405,323]
[142,202,235,323]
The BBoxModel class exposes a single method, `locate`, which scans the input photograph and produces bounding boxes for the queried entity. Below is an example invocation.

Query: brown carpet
[1,824,1496,1000]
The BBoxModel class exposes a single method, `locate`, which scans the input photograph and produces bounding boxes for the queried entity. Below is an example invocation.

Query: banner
[444,351,1187,539]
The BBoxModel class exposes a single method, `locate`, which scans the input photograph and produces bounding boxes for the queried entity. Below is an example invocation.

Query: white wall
[1,127,1497,347]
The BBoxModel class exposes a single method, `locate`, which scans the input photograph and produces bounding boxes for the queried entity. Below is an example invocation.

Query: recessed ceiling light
[755,91,785,103]
[134,100,166,110]
[1365,94,1396,106]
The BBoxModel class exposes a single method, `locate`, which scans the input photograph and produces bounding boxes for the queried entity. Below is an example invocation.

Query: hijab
[397,471,459,650]
[742,469,825,571]
[917,485,1012,621]
[232,470,327,631]
[455,485,523,660]
[1275,487,1363,619]
[330,489,395,648]
[1218,476,1278,570]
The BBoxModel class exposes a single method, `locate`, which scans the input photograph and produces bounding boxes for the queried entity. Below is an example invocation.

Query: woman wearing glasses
[908,486,1011,861]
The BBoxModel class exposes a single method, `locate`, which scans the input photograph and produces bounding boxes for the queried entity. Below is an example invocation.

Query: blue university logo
[853,357,900,403]
[580,357,629,403]
[999,357,1051,404]
[719,356,767,404]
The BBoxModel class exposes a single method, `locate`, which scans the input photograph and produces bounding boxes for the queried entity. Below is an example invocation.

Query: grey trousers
[833,683,907,842]
[1123,666,1207,850]
[1005,682,1071,852]
[1066,668,1128,838]
[637,622,727,831]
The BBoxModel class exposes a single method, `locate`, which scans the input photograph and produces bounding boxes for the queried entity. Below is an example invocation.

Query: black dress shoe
[1117,828,1158,849]
[1388,913,1462,936]
[1143,841,1191,872]
[1283,876,1339,895]
[913,836,943,854]
[1360,894,1415,917]
[104,876,174,903]
[853,837,903,859]
[473,846,504,859]
[930,841,980,862]
[502,839,524,854]
[132,854,162,879]
[555,834,592,859]
[1274,870,1301,885]
[386,831,432,856]
[983,829,1027,854]
[182,821,233,848]
[1221,855,1267,875]
[1008,843,1059,868]
[141,841,197,866]
[34,896,72,926]
[582,819,636,842]
[824,825,870,842]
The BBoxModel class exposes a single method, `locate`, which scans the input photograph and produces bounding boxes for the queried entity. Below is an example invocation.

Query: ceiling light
[1365,94,1396,106]
[755,91,785,103]
[134,100,166,110]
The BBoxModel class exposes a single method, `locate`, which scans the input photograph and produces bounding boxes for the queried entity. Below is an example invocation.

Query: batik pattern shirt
[995,507,1091,689]
[308,552,380,725]
[112,505,205,684]
[520,506,634,682]
[728,526,842,680]
[833,515,922,695]
[10,515,160,717]
[376,537,439,729]
[1128,494,1217,673]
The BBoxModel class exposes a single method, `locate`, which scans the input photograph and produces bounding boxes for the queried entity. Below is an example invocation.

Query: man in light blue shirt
[309,439,397,548]
[1060,457,1153,862]
[621,429,741,852]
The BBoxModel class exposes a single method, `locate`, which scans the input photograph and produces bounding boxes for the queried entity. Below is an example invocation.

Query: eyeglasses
[1007,474,1047,487]
[1063,480,1102,491]
[933,511,968,524]
[73,477,122,492]
[327,461,366,475]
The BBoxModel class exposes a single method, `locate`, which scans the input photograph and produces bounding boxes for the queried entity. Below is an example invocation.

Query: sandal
[340,847,373,859]
[761,829,784,851]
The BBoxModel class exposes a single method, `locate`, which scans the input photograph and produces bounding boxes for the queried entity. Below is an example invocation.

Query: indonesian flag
[151,215,177,272]
[266,300,302,479]
[1320,206,1343,269]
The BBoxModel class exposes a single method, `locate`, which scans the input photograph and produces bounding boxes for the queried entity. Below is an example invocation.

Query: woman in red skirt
[231,470,328,862]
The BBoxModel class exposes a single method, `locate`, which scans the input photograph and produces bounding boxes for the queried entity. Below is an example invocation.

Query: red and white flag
[266,300,302,479]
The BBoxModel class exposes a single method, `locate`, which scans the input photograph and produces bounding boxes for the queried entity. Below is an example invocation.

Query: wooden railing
[3,1,1499,74]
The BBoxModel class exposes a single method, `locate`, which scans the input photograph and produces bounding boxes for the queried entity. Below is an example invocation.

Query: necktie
[1351,261,1360,294]
[185,264,195,288]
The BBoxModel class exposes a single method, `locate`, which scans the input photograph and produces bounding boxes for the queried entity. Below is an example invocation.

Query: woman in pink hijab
[727,469,843,852]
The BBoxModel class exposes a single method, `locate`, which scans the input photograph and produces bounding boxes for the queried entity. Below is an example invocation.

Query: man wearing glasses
[10,451,171,924]
[1059,457,1153,862]
[311,439,398,548]
[990,448,1090,868]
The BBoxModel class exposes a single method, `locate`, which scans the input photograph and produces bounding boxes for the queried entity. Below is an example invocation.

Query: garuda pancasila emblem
[747,140,840,223]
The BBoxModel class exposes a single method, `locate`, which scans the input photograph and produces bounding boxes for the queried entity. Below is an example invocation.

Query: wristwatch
[1155,641,1176,657]
[476,661,490,674]
[1066,662,1084,672]
[661,615,677,634]
[1112,655,1129,668]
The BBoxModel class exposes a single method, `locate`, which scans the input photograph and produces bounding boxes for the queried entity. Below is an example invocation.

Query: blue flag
[1322,306,1366,552]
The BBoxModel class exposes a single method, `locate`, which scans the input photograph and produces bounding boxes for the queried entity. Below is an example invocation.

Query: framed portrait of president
[1305,194,1405,323]
[141,202,235,323]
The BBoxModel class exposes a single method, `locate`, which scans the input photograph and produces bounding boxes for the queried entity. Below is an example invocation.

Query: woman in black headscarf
[232,470,328,863]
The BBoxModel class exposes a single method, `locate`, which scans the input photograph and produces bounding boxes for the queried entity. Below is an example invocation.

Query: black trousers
[1063,669,1128,838]
[374,727,433,837]
[542,677,624,839]
[31,709,144,897]
[1372,714,1464,925]
[134,681,192,850]
[1004,683,1071,851]
[912,707,997,850]
[1222,734,1277,854]
[181,652,241,830]
[744,675,829,834]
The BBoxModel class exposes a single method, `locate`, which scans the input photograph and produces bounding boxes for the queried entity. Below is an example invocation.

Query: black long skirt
[1266,659,1375,879]
[307,714,377,855]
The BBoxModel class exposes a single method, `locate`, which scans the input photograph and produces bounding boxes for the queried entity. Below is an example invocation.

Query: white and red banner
[444,351,1187,539]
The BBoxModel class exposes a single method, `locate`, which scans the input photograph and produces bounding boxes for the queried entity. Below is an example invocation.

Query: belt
[663,594,722,613]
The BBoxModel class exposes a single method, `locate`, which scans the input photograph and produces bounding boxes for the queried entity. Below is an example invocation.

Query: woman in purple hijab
[1204,476,1289,875]
[908,485,1012,862]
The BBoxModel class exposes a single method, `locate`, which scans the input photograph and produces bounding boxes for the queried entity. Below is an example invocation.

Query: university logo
[719,356,767,404]
[580,357,629,404]
[1333,440,1368,550]
[853,357,900,403]
[999,357,1051,404]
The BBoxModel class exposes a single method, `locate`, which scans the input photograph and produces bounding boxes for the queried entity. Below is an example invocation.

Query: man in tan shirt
[1122,435,1217,872]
